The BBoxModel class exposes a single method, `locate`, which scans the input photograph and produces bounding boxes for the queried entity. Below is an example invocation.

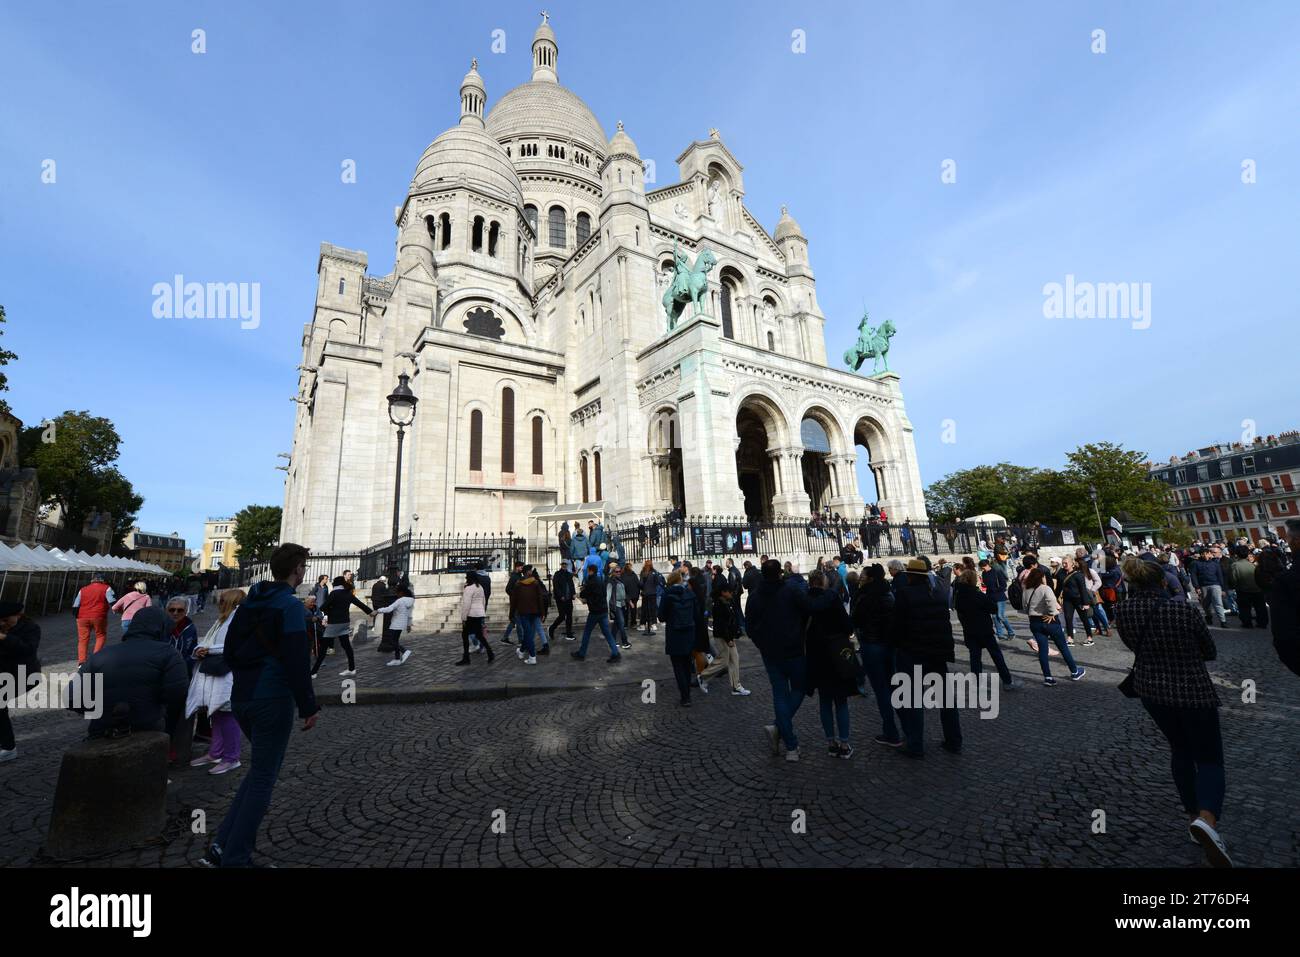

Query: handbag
[827,633,865,682]
[198,653,231,677]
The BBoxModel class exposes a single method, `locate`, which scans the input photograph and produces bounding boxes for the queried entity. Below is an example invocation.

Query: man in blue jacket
[203,542,319,868]
[745,560,838,762]
[1189,547,1228,627]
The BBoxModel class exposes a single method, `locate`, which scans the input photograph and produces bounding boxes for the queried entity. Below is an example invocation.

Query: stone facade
[280,17,927,553]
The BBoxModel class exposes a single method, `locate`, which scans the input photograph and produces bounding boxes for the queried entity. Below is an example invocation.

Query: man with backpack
[548,560,576,643]
[509,565,548,664]
[202,543,319,868]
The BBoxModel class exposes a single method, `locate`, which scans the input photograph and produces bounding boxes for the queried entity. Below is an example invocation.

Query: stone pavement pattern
[2,603,1297,867]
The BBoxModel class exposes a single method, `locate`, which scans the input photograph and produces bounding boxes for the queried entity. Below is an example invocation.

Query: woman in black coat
[804,572,859,759]
[0,601,41,760]
[688,567,711,674]
[952,569,1016,690]
[851,564,902,747]
[658,570,699,706]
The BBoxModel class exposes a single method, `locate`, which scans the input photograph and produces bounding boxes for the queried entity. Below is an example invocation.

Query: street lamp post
[1088,485,1106,546]
[1254,487,1269,543]
[387,372,418,575]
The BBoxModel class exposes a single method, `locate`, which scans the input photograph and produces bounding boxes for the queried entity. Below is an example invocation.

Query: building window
[531,416,543,475]
[1175,468,1185,483]
[213,540,224,554]
[472,216,484,252]
[501,388,515,473]
[1243,456,1255,473]
[488,221,500,257]
[594,450,602,500]
[580,455,590,502]
[1196,464,1209,481]
[576,212,591,246]
[439,213,451,250]
[548,206,566,247]
[525,205,538,235]
[469,409,483,471]
[338,278,345,296]
[720,281,735,339]
[767,331,775,350]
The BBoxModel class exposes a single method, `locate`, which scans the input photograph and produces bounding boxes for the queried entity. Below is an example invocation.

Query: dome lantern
[460,58,486,128]
[532,11,558,82]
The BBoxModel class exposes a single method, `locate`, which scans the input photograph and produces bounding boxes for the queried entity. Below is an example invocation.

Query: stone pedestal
[45,732,169,860]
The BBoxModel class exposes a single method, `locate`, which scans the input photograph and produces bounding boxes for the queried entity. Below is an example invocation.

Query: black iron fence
[359,533,525,580]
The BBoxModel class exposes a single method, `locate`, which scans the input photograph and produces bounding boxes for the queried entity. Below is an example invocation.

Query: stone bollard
[45,731,170,860]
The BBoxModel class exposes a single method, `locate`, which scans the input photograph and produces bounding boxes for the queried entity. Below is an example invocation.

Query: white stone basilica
[280,17,927,553]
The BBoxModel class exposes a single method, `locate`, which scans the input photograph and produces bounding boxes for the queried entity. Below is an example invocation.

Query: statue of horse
[843,314,896,375]
[662,243,718,329]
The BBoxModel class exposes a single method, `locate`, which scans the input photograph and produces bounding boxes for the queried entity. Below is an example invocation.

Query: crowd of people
[0,513,1296,868]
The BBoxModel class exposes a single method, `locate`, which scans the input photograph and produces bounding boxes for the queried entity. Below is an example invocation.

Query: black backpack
[667,589,695,632]
[1007,577,1025,612]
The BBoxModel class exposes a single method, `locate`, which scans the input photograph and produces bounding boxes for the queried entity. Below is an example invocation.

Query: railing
[359,533,525,580]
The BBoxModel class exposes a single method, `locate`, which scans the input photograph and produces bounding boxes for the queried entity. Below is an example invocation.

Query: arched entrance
[648,408,685,514]
[853,414,893,514]
[734,394,794,519]
[800,417,834,514]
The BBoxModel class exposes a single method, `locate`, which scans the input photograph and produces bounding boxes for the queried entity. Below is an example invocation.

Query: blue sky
[2,0,1297,548]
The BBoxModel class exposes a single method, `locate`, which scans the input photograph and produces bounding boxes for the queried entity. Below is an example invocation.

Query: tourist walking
[111,582,152,637]
[186,588,245,775]
[638,559,662,634]
[1022,568,1086,685]
[607,562,631,650]
[457,571,494,665]
[202,543,320,869]
[851,564,902,748]
[1116,556,1231,867]
[698,580,749,695]
[803,571,859,758]
[373,583,415,667]
[510,565,548,665]
[548,561,576,642]
[72,573,114,664]
[1190,548,1228,628]
[1228,547,1266,629]
[658,569,699,706]
[888,559,962,757]
[0,601,40,763]
[954,568,1017,690]
[318,576,373,677]
[621,562,641,644]
[573,565,619,662]
[980,558,1015,641]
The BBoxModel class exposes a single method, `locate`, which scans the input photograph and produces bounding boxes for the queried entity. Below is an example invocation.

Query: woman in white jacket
[374,583,415,667]
[187,588,244,775]
[458,572,494,666]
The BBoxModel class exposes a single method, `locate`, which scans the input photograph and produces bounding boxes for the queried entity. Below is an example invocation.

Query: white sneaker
[190,754,220,767]
[338,669,357,677]
[698,678,709,694]
[398,649,412,665]
[1189,818,1233,868]
[385,658,400,667]
[209,760,241,776]
[785,749,800,762]
[516,647,525,660]
[705,653,715,664]
[0,748,17,764]
[524,656,537,665]
[731,686,751,696]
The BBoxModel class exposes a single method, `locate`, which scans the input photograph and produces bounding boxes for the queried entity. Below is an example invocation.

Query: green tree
[0,305,17,415]
[1159,522,1196,548]
[924,463,1057,522]
[233,505,282,562]
[1059,442,1169,534]
[19,410,142,547]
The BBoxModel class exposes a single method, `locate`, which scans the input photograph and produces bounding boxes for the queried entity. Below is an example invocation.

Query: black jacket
[742,565,762,594]
[711,595,739,642]
[1270,567,1300,678]
[551,567,575,602]
[579,574,608,615]
[745,576,838,660]
[621,567,641,603]
[0,617,41,677]
[804,588,859,699]
[851,577,894,642]
[321,587,373,625]
[953,581,996,643]
[79,607,188,736]
[888,577,955,662]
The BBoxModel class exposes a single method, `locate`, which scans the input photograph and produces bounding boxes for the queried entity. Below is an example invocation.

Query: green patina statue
[844,311,896,375]
[662,240,718,330]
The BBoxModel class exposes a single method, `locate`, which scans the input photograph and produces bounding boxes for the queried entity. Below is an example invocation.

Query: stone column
[770,446,811,517]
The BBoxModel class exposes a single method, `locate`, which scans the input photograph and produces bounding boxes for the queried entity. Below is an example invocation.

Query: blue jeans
[858,640,901,743]
[1029,617,1079,676]
[1223,589,1238,615]
[517,614,541,657]
[610,606,627,645]
[762,654,807,751]
[818,692,850,743]
[894,650,962,755]
[578,610,618,657]
[502,615,517,641]
[1141,699,1225,819]
[1091,602,1110,632]
[967,634,1013,686]
[992,600,1015,638]
[216,696,295,867]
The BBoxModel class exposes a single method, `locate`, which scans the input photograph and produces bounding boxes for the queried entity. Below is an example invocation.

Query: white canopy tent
[0,542,171,614]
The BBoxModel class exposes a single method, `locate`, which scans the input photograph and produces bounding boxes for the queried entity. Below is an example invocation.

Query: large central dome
[486,81,605,149]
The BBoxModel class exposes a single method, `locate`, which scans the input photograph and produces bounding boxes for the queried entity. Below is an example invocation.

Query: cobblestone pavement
[3,601,1297,867]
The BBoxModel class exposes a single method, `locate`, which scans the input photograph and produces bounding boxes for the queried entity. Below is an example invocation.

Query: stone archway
[798,405,858,519]
[734,393,803,519]
[647,407,685,514]
[852,413,896,516]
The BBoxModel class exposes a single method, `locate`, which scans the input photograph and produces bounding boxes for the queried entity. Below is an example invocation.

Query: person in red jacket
[73,573,115,664]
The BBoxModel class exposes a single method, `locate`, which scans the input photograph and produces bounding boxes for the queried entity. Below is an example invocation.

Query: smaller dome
[774,205,805,241]
[534,20,556,45]
[607,121,639,159]
[411,126,523,203]
[461,58,485,93]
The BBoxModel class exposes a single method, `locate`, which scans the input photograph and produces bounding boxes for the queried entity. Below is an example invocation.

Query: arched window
[580,455,590,502]
[469,410,483,471]
[338,278,345,296]
[720,280,735,339]
[424,215,436,245]
[524,205,537,236]
[548,206,566,248]
[489,221,500,257]
[501,388,515,473]
[767,331,775,351]
[439,212,451,250]
[594,451,602,500]
[471,216,484,253]
[531,416,543,475]
[575,211,591,246]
